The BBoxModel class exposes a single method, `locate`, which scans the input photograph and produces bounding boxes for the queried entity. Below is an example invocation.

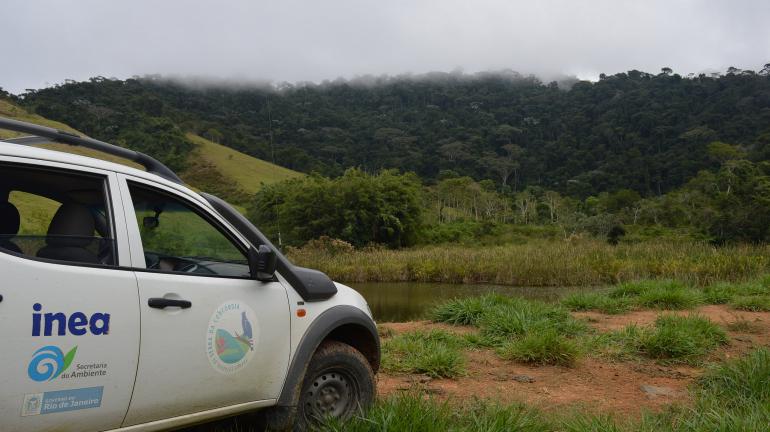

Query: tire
[294,340,376,430]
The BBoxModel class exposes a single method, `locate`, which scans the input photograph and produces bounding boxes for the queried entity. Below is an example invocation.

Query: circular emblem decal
[206,301,258,374]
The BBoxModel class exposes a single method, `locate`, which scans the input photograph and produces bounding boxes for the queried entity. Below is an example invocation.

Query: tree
[542,191,564,223]
[438,141,470,162]
[707,141,746,163]
[514,190,538,224]
[249,169,423,248]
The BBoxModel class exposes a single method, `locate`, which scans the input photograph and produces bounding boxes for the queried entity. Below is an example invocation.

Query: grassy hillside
[0,99,301,207]
[185,133,302,194]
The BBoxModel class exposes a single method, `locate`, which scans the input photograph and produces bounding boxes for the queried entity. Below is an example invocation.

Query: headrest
[46,204,95,248]
[0,202,20,235]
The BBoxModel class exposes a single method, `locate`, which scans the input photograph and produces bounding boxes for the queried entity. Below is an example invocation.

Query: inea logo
[31,303,110,336]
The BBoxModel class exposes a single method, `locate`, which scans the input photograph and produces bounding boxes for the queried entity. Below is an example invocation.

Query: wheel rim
[304,368,359,421]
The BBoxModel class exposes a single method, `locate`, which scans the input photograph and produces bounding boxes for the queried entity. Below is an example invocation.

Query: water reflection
[348,282,604,323]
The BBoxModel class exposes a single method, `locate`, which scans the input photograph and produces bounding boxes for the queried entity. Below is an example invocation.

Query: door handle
[148,298,192,309]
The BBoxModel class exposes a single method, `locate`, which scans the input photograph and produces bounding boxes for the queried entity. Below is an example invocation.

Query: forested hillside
[10,66,770,198]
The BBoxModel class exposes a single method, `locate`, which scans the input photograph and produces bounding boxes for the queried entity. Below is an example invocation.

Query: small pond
[348,282,606,322]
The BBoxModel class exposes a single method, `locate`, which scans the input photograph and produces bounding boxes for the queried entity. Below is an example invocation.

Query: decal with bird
[215,311,254,364]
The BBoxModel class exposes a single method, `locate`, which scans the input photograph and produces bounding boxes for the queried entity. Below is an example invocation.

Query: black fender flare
[277,305,380,406]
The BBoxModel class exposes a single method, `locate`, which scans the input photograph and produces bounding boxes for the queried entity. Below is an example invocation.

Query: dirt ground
[377,305,770,417]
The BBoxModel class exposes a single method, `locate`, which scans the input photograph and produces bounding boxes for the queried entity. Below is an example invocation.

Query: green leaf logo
[57,346,78,378]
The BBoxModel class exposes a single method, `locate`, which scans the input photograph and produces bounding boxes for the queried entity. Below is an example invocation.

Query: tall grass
[563,280,704,312]
[657,347,770,431]
[321,393,552,432]
[288,239,770,287]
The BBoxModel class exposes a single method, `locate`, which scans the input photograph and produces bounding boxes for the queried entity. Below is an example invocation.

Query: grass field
[323,346,770,431]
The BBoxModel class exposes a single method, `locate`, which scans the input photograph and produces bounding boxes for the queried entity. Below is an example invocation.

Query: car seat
[0,201,22,254]
[37,203,100,264]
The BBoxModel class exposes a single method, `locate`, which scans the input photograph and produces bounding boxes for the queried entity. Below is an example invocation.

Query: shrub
[498,330,581,366]
[300,236,355,255]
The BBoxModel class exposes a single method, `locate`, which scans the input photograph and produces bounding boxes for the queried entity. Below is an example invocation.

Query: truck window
[127,182,250,278]
[0,163,116,266]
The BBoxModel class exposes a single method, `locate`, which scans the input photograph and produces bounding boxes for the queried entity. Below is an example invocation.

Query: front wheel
[296,341,375,429]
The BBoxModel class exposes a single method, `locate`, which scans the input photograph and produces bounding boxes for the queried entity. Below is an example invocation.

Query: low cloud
[1,0,769,93]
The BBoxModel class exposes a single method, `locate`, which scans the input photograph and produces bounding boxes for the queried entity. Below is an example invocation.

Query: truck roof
[0,117,205,206]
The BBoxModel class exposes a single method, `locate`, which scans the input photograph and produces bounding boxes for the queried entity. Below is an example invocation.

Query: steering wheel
[177,263,199,273]
[145,253,161,269]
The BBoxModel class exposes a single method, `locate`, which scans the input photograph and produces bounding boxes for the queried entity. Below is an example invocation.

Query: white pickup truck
[0,117,379,432]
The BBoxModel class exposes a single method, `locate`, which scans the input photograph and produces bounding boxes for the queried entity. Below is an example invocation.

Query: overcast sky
[2,0,769,93]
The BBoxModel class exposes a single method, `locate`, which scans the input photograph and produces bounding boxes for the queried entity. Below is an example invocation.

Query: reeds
[288,239,770,287]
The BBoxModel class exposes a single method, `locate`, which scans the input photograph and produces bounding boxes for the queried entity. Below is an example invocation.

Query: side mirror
[249,245,277,281]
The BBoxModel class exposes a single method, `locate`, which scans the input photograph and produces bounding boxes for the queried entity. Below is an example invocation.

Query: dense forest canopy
[11,65,770,199]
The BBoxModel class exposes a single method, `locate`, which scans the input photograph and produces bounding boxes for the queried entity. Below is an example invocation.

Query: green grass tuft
[477,299,587,342]
[731,295,770,312]
[726,319,763,333]
[561,292,633,314]
[381,330,467,378]
[559,413,623,432]
[430,293,513,326]
[498,330,581,366]
[321,393,456,432]
[703,283,736,304]
[638,314,728,363]
[698,347,770,406]
[636,286,703,309]
[608,280,682,298]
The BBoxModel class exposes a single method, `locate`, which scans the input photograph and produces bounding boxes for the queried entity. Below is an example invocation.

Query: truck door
[118,177,291,426]
[0,161,140,432]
